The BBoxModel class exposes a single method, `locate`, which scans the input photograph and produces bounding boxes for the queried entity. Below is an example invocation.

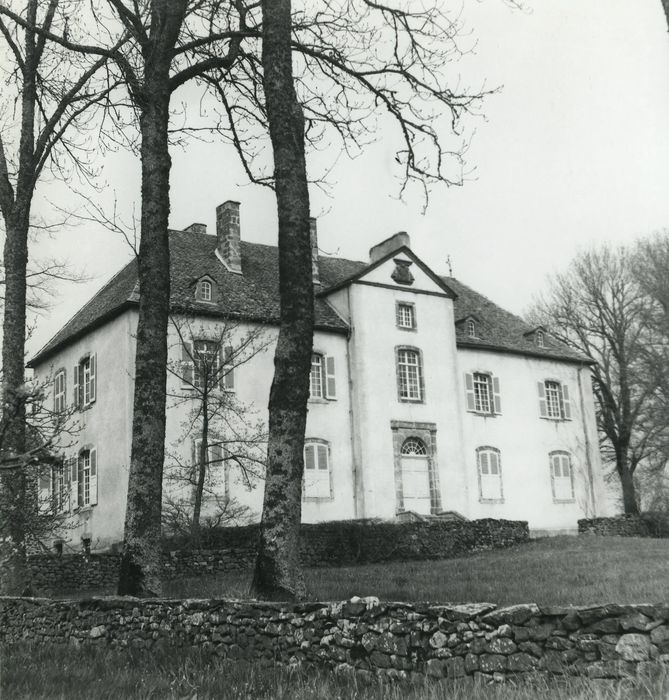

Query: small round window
[401,437,427,456]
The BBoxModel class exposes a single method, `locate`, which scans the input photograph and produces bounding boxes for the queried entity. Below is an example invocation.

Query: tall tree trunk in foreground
[251,0,312,600]
[118,3,185,594]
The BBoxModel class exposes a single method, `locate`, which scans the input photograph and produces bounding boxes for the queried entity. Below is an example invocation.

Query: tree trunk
[250,0,312,601]
[117,87,172,597]
[619,463,639,515]
[191,406,209,547]
[662,1,669,32]
[0,211,31,595]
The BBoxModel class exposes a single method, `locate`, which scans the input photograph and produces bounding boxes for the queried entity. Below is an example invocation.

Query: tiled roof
[28,229,588,366]
[443,276,589,363]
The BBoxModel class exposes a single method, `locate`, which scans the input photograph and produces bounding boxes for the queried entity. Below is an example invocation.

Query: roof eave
[455,340,593,365]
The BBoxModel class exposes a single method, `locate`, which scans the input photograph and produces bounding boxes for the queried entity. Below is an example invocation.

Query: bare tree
[0,0,112,593]
[530,246,657,514]
[165,317,267,546]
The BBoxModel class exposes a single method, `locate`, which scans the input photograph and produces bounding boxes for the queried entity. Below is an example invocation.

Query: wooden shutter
[538,381,548,417]
[89,448,98,506]
[77,455,84,507]
[561,384,572,419]
[223,345,235,391]
[89,354,97,403]
[181,342,194,388]
[492,376,502,414]
[38,468,52,514]
[325,356,336,399]
[73,364,80,409]
[465,373,475,411]
[70,456,79,508]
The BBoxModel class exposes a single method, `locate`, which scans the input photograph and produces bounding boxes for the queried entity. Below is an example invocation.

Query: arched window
[476,446,503,502]
[303,439,332,499]
[401,437,427,456]
[549,451,574,502]
[467,319,476,338]
[53,369,66,413]
[200,279,212,301]
[536,330,545,347]
[396,347,424,402]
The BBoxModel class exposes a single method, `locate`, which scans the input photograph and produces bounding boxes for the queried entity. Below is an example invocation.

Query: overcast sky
[28,0,669,356]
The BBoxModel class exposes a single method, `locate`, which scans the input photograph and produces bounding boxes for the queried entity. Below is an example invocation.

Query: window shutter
[304,444,315,470]
[38,469,52,514]
[538,381,548,417]
[89,353,97,403]
[223,345,235,391]
[325,356,336,399]
[550,455,557,499]
[89,448,98,506]
[73,364,80,409]
[70,456,79,508]
[181,342,194,388]
[317,444,329,469]
[492,376,502,414]
[210,443,224,468]
[561,384,571,419]
[465,373,475,411]
[77,456,84,507]
[62,459,73,513]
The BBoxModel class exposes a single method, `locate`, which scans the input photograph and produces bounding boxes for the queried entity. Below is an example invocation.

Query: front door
[400,437,431,514]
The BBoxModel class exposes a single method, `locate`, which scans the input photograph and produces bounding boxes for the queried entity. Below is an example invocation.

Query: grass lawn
[163,535,669,605]
[3,644,669,700]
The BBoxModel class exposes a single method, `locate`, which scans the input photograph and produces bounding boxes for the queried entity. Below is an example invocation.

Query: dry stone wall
[30,518,529,595]
[578,514,669,538]
[2,597,669,681]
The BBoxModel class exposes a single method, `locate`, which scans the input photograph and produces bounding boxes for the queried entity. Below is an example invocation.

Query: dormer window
[536,330,545,347]
[196,277,215,303]
[466,319,476,338]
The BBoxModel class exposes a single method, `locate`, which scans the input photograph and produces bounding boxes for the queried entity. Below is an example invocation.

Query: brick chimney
[216,201,242,273]
[310,217,320,285]
[369,232,411,263]
[184,223,207,235]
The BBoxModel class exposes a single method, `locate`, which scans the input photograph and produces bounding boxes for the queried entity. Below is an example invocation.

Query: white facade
[30,225,611,549]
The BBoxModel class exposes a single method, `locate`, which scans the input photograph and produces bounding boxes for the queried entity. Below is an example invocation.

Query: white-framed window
[467,319,477,338]
[53,369,66,413]
[310,353,336,400]
[465,372,501,415]
[550,451,575,502]
[476,446,503,502]
[396,302,416,330]
[396,347,424,402]
[536,330,545,347]
[73,354,96,409]
[193,340,220,390]
[303,439,332,499]
[538,380,571,420]
[200,279,212,302]
[73,448,97,508]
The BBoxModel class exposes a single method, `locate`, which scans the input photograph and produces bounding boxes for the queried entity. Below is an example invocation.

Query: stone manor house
[29,201,611,548]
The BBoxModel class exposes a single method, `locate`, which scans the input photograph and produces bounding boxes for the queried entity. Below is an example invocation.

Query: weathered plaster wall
[3,597,668,681]
[456,349,610,530]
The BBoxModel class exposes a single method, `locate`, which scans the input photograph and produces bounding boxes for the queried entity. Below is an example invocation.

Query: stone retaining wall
[2,597,668,681]
[30,518,529,594]
[578,514,669,538]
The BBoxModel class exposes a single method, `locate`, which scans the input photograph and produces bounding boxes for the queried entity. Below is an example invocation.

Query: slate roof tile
[28,229,588,367]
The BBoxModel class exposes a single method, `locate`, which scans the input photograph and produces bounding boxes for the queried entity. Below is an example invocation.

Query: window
[465,372,501,415]
[53,369,66,413]
[396,302,416,330]
[550,451,574,501]
[200,280,212,302]
[396,347,424,402]
[538,380,571,420]
[309,353,336,400]
[476,447,503,502]
[536,330,545,347]
[303,440,332,499]
[467,319,477,338]
[192,440,227,498]
[73,448,97,508]
[193,340,220,390]
[73,354,96,409]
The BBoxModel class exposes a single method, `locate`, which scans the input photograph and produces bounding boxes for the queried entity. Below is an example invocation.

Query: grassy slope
[2,645,669,700]
[163,536,669,605]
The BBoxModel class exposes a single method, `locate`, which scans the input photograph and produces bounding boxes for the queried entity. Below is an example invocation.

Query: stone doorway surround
[391,420,441,515]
